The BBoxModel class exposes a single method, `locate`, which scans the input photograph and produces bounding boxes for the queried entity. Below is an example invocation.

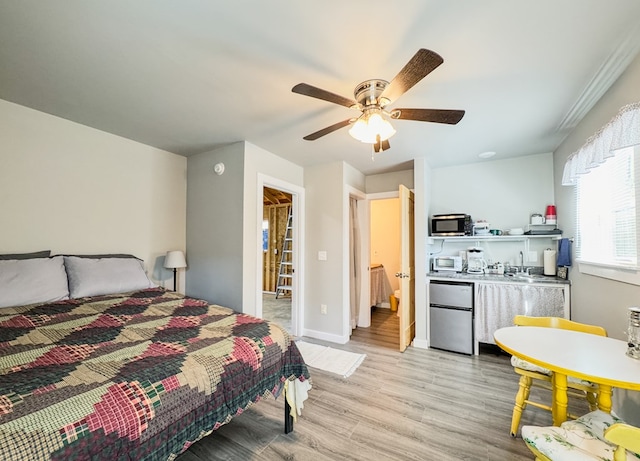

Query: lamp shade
[348,111,396,144]
[164,250,187,269]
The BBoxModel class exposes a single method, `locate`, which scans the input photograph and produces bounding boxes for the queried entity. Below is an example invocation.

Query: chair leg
[511,375,532,437]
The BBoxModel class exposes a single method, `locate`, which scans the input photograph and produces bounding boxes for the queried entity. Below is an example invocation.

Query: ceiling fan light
[377,118,396,142]
[348,118,370,142]
[349,112,396,143]
[368,113,396,141]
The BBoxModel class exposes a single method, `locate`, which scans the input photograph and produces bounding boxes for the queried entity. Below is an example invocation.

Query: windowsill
[577,259,640,285]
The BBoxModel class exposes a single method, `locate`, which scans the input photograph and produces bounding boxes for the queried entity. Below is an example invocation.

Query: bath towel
[557,238,572,266]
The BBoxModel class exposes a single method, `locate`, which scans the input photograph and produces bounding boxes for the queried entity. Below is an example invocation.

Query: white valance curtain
[562,102,640,186]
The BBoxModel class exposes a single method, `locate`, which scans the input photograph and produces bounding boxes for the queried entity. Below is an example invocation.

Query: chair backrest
[513,315,607,337]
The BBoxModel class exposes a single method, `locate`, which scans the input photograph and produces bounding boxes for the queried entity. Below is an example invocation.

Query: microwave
[432,256,463,272]
[431,213,472,236]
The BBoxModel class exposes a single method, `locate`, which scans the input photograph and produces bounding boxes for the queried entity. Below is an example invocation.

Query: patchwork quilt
[0,288,309,461]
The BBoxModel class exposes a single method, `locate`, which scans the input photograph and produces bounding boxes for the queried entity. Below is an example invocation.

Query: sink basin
[505,273,555,283]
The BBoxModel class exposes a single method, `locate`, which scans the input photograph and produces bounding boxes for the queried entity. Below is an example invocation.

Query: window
[262,219,269,252]
[576,146,640,282]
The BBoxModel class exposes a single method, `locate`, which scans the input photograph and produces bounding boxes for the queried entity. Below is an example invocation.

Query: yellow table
[494,326,640,426]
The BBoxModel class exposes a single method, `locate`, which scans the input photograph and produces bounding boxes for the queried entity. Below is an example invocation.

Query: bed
[0,253,310,461]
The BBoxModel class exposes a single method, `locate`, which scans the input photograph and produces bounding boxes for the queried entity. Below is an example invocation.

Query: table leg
[553,373,568,426]
[597,384,613,413]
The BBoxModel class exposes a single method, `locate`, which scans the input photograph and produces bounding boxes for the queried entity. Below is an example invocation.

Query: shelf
[429,234,562,243]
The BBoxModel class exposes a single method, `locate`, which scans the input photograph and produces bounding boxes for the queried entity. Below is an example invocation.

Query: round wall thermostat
[213,163,225,175]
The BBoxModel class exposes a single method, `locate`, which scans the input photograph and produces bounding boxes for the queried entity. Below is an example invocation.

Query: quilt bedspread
[0,288,309,461]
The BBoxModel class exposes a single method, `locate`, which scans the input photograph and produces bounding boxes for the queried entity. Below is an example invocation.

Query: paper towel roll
[544,249,557,275]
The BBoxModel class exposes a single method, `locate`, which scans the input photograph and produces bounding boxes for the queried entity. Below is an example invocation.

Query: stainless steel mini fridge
[429,280,474,355]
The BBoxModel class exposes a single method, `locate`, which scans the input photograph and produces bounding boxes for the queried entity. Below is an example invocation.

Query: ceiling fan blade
[292,83,357,108]
[303,119,352,140]
[381,49,444,103]
[392,108,465,125]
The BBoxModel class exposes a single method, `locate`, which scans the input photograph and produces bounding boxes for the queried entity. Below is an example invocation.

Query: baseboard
[302,328,349,344]
[413,338,429,349]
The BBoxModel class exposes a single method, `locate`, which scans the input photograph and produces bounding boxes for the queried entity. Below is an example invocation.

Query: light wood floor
[177,308,588,461]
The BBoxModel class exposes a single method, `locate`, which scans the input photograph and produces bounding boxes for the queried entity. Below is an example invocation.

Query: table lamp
[164,250,187,292]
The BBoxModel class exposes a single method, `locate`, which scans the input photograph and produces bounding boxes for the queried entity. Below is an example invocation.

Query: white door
[398,185,415,352]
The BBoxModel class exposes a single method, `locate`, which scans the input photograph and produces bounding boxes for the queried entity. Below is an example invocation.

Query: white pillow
[64,256,156,298]
[0,256,70,308]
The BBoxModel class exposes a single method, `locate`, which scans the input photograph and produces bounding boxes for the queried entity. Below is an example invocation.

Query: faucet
[518,251,525,273]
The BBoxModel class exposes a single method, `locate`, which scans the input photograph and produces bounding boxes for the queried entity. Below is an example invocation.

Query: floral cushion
[522,410,639,461]
[511,356,598,387]
[512,355,552,374]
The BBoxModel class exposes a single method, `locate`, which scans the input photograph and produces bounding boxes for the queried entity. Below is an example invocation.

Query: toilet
[389,289,401,312]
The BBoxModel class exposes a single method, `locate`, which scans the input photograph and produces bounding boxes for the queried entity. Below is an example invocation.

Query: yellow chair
[522,410,640,460]
[509,315,608,437]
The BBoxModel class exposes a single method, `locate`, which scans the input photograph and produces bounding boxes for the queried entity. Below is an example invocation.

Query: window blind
[576,146,639,268]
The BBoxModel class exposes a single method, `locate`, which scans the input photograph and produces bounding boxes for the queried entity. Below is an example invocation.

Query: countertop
[427,271,570,285]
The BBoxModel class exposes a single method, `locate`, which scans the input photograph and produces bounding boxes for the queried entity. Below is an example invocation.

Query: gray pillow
[64,256,156,298]
[58,253,139,259]
[0,256,70,308]
[0,250,51,260]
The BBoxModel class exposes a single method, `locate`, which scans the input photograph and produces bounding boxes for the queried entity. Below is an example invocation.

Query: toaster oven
[432,256,463,272]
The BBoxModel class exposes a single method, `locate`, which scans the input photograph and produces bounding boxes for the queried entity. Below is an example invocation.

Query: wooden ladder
[275,207,293,299]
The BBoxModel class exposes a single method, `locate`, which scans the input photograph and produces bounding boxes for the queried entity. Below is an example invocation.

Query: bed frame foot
[284,395,294,434]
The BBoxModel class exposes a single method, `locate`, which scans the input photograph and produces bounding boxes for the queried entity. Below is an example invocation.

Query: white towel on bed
[284,378,312,422]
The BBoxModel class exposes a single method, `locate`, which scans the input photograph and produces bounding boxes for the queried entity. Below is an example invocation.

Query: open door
[398,184,415,352]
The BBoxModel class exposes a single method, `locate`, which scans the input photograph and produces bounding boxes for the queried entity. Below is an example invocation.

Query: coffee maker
[466,247,487,274]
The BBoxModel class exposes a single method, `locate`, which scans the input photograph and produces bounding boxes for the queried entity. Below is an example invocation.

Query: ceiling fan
[292,48,465,153]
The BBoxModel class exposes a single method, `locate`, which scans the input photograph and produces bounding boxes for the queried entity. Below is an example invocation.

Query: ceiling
[1,1,640,175]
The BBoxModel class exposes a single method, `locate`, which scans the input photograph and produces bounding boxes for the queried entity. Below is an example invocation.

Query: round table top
[494,326,640,390]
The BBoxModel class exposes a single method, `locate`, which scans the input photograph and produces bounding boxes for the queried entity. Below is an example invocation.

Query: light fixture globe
[368,112,396,141]
[348,117,370,142]
[348,108,396,144]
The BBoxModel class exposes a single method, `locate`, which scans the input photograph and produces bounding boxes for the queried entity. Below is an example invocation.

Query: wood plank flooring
[177,308,588,461]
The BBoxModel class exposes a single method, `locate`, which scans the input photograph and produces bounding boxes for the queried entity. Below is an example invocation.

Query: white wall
[186,141,304,315]
[554,52,640,337]
[0,99,187,287]
[414,157,430,348]
[242,142,304,316]
[552,51,640,425]
[366,169,414,193]
[430,153,555,231]
[304,161,347,342]
[428,153,557,268]
[186,143,245,308]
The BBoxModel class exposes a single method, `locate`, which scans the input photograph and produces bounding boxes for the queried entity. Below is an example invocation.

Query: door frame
[358,190,400,328]
[345,186,368,337]
[255,174,305,337]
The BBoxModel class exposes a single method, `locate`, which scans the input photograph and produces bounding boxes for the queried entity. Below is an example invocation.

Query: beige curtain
[349,197,360,331]
[475,284,566,344]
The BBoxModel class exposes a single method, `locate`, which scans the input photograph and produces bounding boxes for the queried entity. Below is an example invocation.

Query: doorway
[256,174,305,337]
[354,186,415,351]
[262,186,292,332]
[367,195,401,347]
